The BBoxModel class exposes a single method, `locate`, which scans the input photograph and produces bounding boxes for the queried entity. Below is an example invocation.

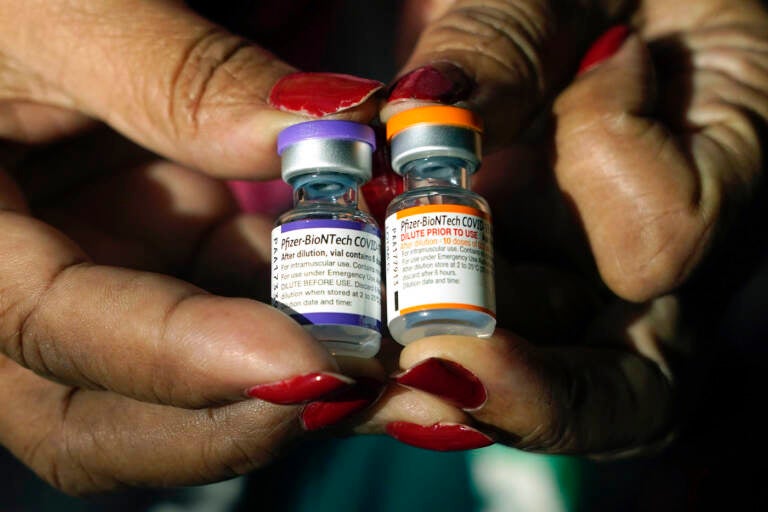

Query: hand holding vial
[0,0,387,495]
[0,0,766,499]
[357,0,768,455]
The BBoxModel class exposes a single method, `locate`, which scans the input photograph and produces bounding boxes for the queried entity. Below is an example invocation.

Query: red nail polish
[396,358,487,410]
[269,72,383,116]
[386,422,493,451]
[300,377,384,431]
[246,372,353,405]
[361,126,402,224]
[387,63,473,103]
[578,25,631,75]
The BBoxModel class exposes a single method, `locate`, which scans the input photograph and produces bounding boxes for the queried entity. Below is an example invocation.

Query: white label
[385,205,495,323]
[271,219,381,331]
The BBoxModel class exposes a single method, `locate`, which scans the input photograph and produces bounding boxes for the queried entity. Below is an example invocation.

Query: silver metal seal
[281,139,372,183]
[390,125,481,175]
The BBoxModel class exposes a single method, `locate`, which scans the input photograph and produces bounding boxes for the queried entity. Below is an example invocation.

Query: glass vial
[385,106,496,345]
[272,120,382,358]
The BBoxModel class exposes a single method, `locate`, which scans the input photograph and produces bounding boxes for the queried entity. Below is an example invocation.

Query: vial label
[272,219,382,331]
[385,204,495,322]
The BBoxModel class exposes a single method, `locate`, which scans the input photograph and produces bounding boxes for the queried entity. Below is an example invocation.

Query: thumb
[1,0,383,178]
[553,31,707,301]
[381,0,623,148]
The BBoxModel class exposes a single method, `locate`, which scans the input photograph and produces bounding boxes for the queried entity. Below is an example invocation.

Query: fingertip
[398,333,524,370]
[170,296,342,399]
[394,357,487,410]
[268,72,384,117]
[394,332,556,433]
[356,382,471,435]
[386,62,474,102]
[380,62,477,124]
[577,25,632,76]
[559,32,653,117]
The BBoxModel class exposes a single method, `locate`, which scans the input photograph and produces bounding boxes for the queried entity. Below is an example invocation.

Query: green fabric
[244,436,479,512]
[240,435,679,512]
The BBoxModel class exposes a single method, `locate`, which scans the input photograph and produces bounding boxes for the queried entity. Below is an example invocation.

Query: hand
[363,0,767,454]
[382,0,767,301]
[0,0,384,494]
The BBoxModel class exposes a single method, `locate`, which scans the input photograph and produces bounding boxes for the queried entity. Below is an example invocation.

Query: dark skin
[0,0,766,495]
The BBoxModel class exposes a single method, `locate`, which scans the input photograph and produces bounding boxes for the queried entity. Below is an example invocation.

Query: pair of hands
[1,0,766,495]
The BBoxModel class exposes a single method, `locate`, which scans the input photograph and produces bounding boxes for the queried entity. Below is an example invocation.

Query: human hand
[361,0,767,454]
[0,0,385,494]
[381,0,767,301]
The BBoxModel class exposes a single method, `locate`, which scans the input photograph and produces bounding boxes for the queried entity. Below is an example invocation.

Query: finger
[0,355,300,495]
[381,0,628,148]
[9,125,155,205]
[553,28,766,301]
[192,213,274,299]
[1,0,383,178]
[39,159,238,272]
[0,102,94,145]
[392,0,453,65]
[296,356,388,432]
[353,263,673,454]
[353,381,490,452]
[0,192,342,408]
[394,327,675,455]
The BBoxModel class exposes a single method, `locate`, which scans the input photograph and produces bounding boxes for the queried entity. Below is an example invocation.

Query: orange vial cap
[386,105,483,141]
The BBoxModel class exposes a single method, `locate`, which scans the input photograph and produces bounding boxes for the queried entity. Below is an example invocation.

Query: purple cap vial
[278,120,376,155]
[278,120,376,183]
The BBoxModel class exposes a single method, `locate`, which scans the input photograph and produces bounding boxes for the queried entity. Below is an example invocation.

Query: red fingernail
[246,372,354,405]
[300,377,385,431]
[395,358,487,410]
[361,126,402,224]
[387,63,473,103]
[577,25,631,75]
[386,422,493,451]
[269,72,383,116]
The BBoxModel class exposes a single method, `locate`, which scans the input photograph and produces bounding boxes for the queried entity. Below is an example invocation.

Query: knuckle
[514,365,575,452]
[695,25,768,93]
[0,213,88,376]
[700,106,764,185]
[426,1,552,86]
[522,362,622,454]
[153,291,208,407]
[165,28,268,138]
[600,208,712,301]
[198,405,288,477]
[28,390,117,496]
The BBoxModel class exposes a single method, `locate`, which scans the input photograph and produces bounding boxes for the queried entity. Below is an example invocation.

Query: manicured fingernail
[386,422,493,451]
[577,25,631,75]
[246,372,354,405]
[387,63,473,103]
[395,358,487,410]
[300,377,385,431]
[269,72,383,116]
[361,126,402,224]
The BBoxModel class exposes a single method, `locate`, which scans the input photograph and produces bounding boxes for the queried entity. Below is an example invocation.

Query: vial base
[388,309,496,346]
[305,324,381,358]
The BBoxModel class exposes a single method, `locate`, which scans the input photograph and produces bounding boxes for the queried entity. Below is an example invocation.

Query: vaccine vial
[385,106,496,345]
[272,120,382,358]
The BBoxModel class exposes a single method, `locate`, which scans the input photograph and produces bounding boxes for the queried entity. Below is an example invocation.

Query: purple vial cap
[277,120,376,155]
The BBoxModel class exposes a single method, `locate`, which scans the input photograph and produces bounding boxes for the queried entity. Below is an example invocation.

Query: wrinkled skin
[0,0,766,496]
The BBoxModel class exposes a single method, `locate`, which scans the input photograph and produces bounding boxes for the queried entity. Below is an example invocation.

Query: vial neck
[292,172,360,208]
[401,157,471,191]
